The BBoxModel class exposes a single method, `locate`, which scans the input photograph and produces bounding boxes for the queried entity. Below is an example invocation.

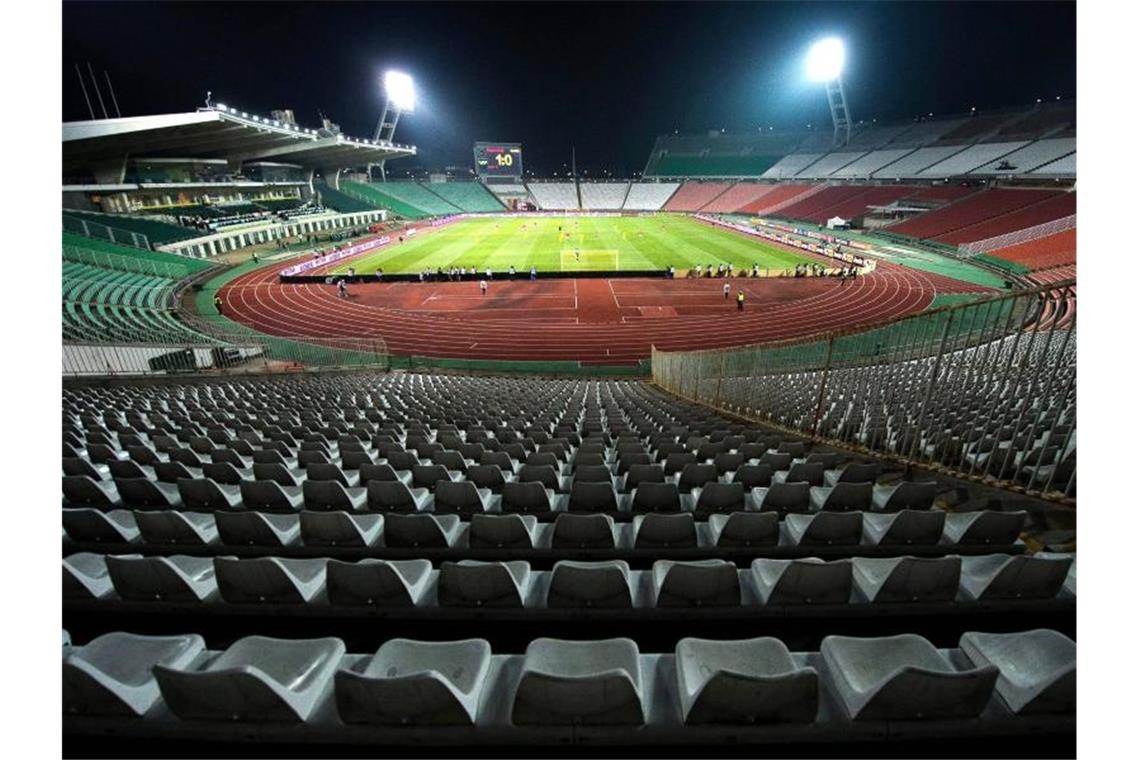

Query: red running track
[220,261,990,365]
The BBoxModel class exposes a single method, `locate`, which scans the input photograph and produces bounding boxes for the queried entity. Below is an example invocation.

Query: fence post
[810,335,835,441]
[713,352,726,408]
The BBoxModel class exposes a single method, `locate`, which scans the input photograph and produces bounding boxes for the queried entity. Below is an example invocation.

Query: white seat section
[63,552,114,600]
[468,514,538,549]
[437,560,531,607]
[62,508,140,544]
[105,555,218,602]
[132,510,219,546]
[795,151,868,179]
[632,513,697,548]
[785,511,864,546]
[383,513,462,548]
[213,557,327,604]
[707,511,779,547]
[675,637,818,724]
[335,639,492,725]
[546,560,633,609]
[511,638,644,725]
[916,141,1030,177]
[154,636,346,722]
[751,558,852,605]
[652,559,740,607]
[862,510,946,546]
[761,153,824,179]
[527,182,579,210]
[830,148,915,179]
[970,138,1075,175]
[871,145,966,179]
[215,511,300,547]
[959,630,1075,715]
[958,554,1073,600]
[821,634,998,720]
[298,511,383,547]
[63,632,206,716]
[579,182,630,210]
[851,556,962,603]
[326,559,432,607]
[622,182,679,210]
[942,510,1027,545]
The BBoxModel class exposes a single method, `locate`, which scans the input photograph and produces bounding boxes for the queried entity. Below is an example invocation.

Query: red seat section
[792,186,924,224]
[737,184,816,215]
[662,181,734,211]
[699,183,778,213]
[986,229,1076,270]
[772,186,873,223]
[903,186,982,204]
[933,192,1076,244]
[888,189,1060,240]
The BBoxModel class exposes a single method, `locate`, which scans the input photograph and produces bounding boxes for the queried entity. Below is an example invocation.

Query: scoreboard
[474,142,523,178]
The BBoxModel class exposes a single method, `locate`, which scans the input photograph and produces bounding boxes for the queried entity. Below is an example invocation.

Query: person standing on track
[337,279,348,299]
[530,266,537,282]
[480,279,488,297]
[723,282,731,300]
[737,289,745,312]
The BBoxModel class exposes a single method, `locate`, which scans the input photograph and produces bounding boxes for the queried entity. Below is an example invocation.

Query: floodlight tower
[806,38,852,148]
[371,71,415,182]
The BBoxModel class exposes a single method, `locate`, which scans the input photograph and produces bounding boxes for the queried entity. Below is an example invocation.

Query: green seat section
[421,182,504,212]
[315,183,382,213]
[62,210,201,245]
[650,154,782,177]
[62,233,212,277]
[341,181,462,218]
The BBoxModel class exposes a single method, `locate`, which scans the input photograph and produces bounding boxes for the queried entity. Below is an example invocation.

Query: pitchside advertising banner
[474,142,523,177]
[280,235,392,276]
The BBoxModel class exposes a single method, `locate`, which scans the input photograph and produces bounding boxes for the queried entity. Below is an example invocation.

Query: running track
[219,260,991,365]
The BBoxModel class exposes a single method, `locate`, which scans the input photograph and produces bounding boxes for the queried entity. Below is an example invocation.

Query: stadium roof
[63,105,415,179]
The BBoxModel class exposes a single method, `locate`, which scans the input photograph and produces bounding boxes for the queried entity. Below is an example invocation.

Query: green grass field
[330,215,816,274]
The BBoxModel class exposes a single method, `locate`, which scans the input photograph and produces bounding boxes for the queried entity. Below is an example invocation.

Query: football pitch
[330,215,817,275]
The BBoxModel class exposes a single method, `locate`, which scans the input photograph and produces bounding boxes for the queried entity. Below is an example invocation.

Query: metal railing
[652,280,1076,499]
[63,326,389,377]
[958,213,1076,256]
[63,245,197,279]
[63,215,152,250]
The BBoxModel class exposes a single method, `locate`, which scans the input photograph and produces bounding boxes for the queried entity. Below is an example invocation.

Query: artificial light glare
[384,71,416,112]
[806,37,845,82]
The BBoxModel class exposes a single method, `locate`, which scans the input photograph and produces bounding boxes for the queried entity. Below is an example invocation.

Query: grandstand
[422,181,505,212]
[621,181,679,210]
[662,181,733,211]
[579,181,631,210]
[526,181,580,210]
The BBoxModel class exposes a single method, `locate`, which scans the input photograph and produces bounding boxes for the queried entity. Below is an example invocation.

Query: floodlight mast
[371,71,415,182]
[807,38,852,148]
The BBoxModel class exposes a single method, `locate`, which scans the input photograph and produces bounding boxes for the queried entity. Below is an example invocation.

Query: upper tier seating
[579,183,631,210]
[888,189,1063,240]
[916,142,1031,177]
[317,183,384,214]
[698,183,777,213]
[884,117,970,148]
[970,139,1076,176]
[1031,153,1076,176]
[795,152,869,179]
[622,182,680,210]
[63,210,201,245]
[526,183,579,210]
[341,181,461,218]
[871,146,969,179]
[995,103,1075,140]
[842,123,917,151]
[652,155,783,177]
[761,154,825,180]
[831,149,916,179]
[422,182,504,212]
[934,113,1021,145]
[662,182,733,212]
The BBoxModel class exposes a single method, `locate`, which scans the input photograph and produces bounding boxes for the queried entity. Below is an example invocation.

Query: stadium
[53,2,1082,758]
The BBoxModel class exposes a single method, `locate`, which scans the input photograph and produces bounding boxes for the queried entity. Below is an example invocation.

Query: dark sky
[62,1,1076,177]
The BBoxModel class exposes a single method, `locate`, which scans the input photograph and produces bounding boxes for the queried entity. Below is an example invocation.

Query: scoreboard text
[474,142,523,177]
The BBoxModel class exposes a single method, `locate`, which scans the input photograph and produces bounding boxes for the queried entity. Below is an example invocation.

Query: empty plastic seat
[113,477,181,509]
[711,452,745,475]
[108,459,153,480]
[872,480,939,512]
[732,463,774,489]
[804,452,840,469]
[105,554,218,602]
[632,513,697,548]
[821,634,998,720]
[512,638,644,725]
[133,510,218,546]
[63,457,109,481]
[201,462,253,486]
[500,480,555,513]
[692,482,747,513]
[676,463,719,493]
[960,629,1075,715]
[785,512,864,546]
[662,452,697,476]
[825,462,881,486]
[959,554,1073,600]
[852,556,961,603]
[299,511,383,547]
[676,637,818,724]
[62,475,122,507]
[62,508,139,544]
[155,636,345,722]
[176,478,243,510]
[546,560,633,608]
[943,510,1027,545]
[752,558,853,605]
[567,481,619,513]
[63,632,206,716]
[239,480,303,512]
[479,450,517,472]
[358,462,413,486]
[214,557,326,604]
[759,452,793,470]
[412,464,460,490]
[336,638,492,725]
[777,442,806,457]
[516,464,566,492]
[302,480,368,511]
[306,462,359,487]
[551,513,617,549]
[465,464,511,492]
[384,513,462,548]
[438,560,531,607]
[366,480,432,513]
[863,510,946,546]
[432,450,470,474]
[573,464,614,484]
[468,514,538,549]
[433,480,495,514]
[340,450,375,470]
[629,482,682,513]
[327,558,432,606]
[63,553,113,599]
[653,559,740,607]
[810,482,874,512]
[752,482,811,513]
[215,511,300,547]
[774,462,824,487]
[707,512,779,547]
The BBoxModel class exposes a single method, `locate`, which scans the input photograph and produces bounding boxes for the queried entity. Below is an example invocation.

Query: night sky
[62,1,1076,177]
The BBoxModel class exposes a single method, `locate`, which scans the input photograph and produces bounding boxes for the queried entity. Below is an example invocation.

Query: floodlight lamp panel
[384,71,416,113]
[806,37,845,82]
